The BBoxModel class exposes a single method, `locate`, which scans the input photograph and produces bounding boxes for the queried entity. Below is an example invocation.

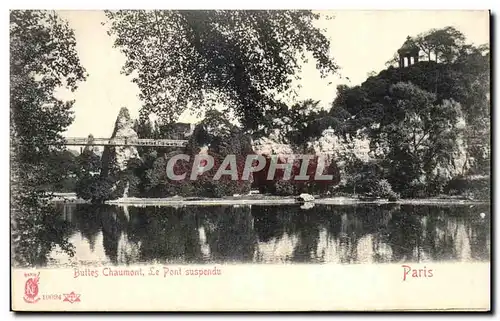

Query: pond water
[15,203,491,267]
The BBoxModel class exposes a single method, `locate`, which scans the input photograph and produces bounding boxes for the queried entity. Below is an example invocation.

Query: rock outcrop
[308,128,371,162]
[307,127,371,184]
[100,107,141,198]
[252,129,294,160]
[101,107,141,176]
[433,115,468,179]
[82,134,101,156]
[109,107,140,171]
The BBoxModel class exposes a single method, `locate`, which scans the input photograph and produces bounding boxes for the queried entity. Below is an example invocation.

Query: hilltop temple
[397,36,420,68]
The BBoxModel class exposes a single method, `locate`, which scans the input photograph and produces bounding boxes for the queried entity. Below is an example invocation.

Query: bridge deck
[64,137,188,147]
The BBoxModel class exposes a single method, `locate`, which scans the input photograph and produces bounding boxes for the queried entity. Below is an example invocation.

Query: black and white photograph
[9,9,491,311]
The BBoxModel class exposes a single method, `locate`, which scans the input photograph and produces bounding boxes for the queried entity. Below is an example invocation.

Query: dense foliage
[142,110,254,198]
[10,10,87,266]
[104,10,338,130]
[11,10,87,189]
[329,28,489,198]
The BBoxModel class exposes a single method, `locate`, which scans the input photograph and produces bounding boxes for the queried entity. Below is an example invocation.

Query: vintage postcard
[10,9,491,311]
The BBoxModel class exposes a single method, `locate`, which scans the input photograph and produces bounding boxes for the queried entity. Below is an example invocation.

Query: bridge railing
[64,137,188,147]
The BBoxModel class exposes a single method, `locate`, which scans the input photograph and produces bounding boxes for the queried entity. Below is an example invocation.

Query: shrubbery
[252,155,340,196]
[75,174,114,203]
[373,179,400,201]
[274,180,298,196]
[341,159,400,200]
[445,175,490,200]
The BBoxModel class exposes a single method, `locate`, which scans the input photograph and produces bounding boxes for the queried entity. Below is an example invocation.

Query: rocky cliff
[100,107,141,198]
[82,134,101,156]
[251,129,294,160]
[251,125,372,185]
[307,128,372,184]
[101,107,141,175]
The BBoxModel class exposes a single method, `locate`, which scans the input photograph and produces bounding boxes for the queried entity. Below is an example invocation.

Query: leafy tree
[395,27,476,67]
[38,150,79,192]
[414,29,439,61]
[77,149,101,174]
[377,83,464,195]
[104,10,338,130]
[385,53,400,68]
[252,99,338,146]
[75,175,115,203]
[74,148,106,201]
[10,10,86,265]
[185,110,253,197]
[414,27,466,63]
[140,110,255,198]
[144,155,170,197]
[11,10,87,189]
[133,118,154,139]
[187,109,237,152]
[286,100,321,145]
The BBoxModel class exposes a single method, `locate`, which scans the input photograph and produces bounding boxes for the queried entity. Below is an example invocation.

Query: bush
[111,174,141,199]
[387,191,401,202]
[405,182,428,198]
[372,179,391,197]
[426,173,451,196]
[48,176,77,193]
[375,179,392,196]
[178,182,196,196]
[446,175,490,200]
[75,174,114,203]
[343,160,384,194]
[274,180,297,196]
[367,179,399,200]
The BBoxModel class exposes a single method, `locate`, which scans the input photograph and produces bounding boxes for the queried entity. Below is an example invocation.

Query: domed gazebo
[397,36,420,68]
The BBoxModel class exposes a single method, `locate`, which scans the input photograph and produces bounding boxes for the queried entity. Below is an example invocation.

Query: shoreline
[50,193,489,206]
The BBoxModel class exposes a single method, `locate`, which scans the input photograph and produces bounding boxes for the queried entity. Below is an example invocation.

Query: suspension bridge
[64,137,189,147]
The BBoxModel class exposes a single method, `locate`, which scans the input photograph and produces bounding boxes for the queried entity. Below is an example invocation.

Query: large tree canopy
[379,83,464,193]
[414,26,466,63]
[11,10,87,188]
[104,10,338,130]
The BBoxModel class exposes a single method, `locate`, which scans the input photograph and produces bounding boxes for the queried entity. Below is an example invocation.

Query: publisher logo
[23,272,40,304]
[63,291,81,303]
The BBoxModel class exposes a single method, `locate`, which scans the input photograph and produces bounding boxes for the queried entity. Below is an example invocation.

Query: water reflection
[14,203,491,267]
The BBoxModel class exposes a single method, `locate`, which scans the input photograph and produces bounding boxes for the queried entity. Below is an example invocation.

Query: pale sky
[57,10,489,139]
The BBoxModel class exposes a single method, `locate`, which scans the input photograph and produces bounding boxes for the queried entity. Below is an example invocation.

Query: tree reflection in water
[11,194,75,268]
[12,203,491,267]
